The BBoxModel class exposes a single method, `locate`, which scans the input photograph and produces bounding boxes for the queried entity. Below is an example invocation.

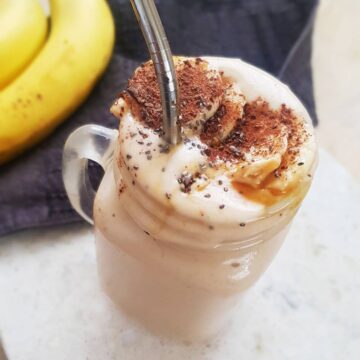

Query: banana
[0,0,115,164]
[0,0,48,89]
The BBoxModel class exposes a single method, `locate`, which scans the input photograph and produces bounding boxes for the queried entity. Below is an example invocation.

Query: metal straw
[130,0,181,145]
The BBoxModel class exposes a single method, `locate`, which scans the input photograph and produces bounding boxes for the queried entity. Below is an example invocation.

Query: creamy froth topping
[123,57,223,133]
[111,56,316,223]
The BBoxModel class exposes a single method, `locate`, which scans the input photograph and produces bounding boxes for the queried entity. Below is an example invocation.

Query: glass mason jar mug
[63,124,314,341]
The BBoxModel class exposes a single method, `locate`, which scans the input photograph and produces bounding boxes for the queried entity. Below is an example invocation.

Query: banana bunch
[0,0,115,164]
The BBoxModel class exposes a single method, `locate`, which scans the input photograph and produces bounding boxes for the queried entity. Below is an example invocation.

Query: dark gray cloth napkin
[0,0,318,236]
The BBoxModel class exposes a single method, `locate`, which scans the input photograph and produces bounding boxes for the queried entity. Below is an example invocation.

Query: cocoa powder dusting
[277,104,309,174]
[124,58,224,130]
[117,58,309,182]
[201,99,309,176]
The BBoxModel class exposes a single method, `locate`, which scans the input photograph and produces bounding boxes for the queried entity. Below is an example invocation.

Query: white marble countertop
[1,148,359,360]
[1,1,359,358]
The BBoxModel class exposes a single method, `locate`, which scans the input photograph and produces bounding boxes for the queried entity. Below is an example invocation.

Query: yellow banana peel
[0,0,48,89]
[0,0,115,164]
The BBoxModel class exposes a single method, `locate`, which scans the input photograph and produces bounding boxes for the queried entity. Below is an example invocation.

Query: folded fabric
[0,0,319,236]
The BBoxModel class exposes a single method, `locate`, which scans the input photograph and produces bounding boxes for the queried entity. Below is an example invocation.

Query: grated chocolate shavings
[201,99,309,177]
[178,172,196,193]
[123,58,224,130]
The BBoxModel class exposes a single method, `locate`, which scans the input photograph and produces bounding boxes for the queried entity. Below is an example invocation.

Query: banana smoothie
[93,56,317,340]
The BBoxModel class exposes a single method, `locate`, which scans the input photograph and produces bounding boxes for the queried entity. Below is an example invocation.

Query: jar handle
[62,124,118,225]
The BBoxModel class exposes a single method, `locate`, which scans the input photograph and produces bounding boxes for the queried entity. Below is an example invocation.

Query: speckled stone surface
[314,0,360,181]
[0,148,359,360]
